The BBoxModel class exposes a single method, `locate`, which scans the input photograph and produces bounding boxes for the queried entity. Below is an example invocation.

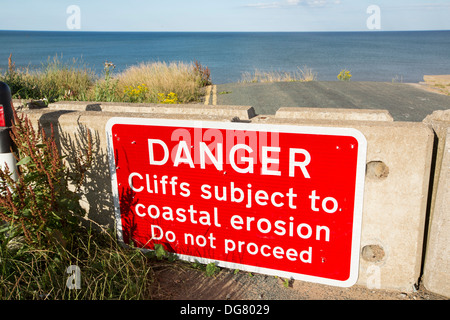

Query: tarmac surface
[210,81,450,122]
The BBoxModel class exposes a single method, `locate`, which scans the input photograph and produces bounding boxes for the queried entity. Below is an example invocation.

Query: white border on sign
[105,117,367,288]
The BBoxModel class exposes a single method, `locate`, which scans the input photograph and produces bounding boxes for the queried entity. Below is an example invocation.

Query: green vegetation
[0,54,211,104]
[2,54,94,104]
[0,110,157,299]
[240,66,317,83]
[337,69,352,81]
[431,83,450,95]
[157,92,180,104]
[205,262,220,277]
[190,260,221,277]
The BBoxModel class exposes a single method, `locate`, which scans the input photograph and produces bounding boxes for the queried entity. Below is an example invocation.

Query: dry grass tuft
[240,66,317,83]
[116,61,207,103]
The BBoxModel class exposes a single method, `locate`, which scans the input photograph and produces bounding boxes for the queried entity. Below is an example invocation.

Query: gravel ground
[151,261,447,301]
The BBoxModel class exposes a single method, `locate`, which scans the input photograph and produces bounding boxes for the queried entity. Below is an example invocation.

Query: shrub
[297,66,317,82]
[1,56,210,104]
[240,66,317,83]
[124,84,149,103]
[157,92,179,104]
[89,61,121,102]
[0,54,41,100]
[0,109,92,248]
[115,61,207,103]
[337,69,352,81]
[0,108,157,300]
[193,60,211,87]
[0,55,95,102]
[36,56,95,101]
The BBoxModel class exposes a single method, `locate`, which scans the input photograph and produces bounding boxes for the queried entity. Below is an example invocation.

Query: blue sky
[1,0,450,32]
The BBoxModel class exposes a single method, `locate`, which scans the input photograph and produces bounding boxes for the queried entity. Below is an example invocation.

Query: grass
[0,224,160,300]
[117,61,207,103]
[2,55,95,103]
[1,55,211,104]
[0,109,158,300]
[240,66,317,83]
[432,83,450,95]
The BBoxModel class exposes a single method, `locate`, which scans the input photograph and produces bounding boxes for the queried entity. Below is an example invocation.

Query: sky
[1,0,450,32]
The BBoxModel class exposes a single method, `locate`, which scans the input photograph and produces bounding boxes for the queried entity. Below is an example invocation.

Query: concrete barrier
[275,107,394,122]
[257,111,434,293]
[18,103,437,293]
[47,100,256,120]
[422,110,450,298]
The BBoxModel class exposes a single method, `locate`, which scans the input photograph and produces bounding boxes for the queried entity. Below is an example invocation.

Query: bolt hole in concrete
[366,161,389,180]
[361,245,385,263]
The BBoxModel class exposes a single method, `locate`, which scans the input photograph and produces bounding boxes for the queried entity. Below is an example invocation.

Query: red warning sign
[106,118,367,287]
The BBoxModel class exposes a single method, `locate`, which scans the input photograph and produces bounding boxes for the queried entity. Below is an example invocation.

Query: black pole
[0,81,18,180]
[0,82,14,127]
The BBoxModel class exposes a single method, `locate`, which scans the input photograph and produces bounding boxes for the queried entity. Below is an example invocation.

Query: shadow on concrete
[37,110,115,231]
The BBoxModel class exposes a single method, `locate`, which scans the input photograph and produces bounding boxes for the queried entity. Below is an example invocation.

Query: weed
[0,109,91,247]
[0,56,210,105]
[92,61,120,102]
[297,66,317,82]
[0,107,157,300]
[205,262,220,277]
[193,60,212,87]
[115,61,208,103]
[153,243,168,260]
[337,69,352,81]
[124,83,149,103]
[240,66,316,83]
[157,92,179,104]
[1,54,95,102]
[189,260,220,277]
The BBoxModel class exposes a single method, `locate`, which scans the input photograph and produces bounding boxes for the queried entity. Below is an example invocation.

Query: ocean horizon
[1,30,449,84]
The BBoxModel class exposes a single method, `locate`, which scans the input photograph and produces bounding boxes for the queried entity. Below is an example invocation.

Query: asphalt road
[212,81,450,122]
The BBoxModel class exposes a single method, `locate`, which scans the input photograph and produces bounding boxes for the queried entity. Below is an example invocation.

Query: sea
[0,30,449,84]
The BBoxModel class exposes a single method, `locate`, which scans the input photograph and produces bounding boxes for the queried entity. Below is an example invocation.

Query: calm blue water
[0,30,449,84]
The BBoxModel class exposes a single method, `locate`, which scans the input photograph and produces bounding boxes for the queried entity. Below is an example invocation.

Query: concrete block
[12,99,48,109]
[275,107,394,122]
[21,109,250,229]
[251,115,434,292]
[47,101,256,120]
[422,110,450,298]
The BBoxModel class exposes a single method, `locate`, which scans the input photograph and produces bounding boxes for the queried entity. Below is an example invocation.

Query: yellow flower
[124,84,149,102]
[338,69,352,81]
[157,92,179,104]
